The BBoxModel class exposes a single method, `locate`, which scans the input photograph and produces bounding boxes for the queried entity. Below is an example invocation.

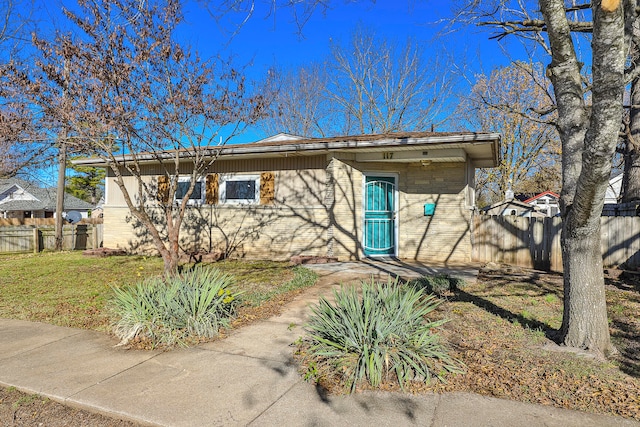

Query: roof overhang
[72,132,501,168]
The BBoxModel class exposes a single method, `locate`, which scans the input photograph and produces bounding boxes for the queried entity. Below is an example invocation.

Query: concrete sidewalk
[0,261,637,427]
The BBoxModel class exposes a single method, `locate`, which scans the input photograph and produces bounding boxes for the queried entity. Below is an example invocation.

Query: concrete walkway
[0,261,637,427]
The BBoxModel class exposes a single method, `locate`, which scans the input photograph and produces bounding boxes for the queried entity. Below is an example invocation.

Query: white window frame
[175,176,205,205]
[219,174,260,205]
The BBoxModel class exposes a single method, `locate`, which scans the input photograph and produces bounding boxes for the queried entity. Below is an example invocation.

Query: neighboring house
[74,131,500,263]
[0,178,94,219]
[480,198,541,217]
[91,196,105,218]
[602,174,640,216]
[481,190,559,218]
[523,191,560,217]
[605,173,622,204]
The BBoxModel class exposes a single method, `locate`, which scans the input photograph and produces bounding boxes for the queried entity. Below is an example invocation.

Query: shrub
[110,266,241,347]
[302,278,464,393]
[406,273,467,296]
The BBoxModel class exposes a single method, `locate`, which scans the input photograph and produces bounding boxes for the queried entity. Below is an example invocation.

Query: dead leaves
[428,272,640,421]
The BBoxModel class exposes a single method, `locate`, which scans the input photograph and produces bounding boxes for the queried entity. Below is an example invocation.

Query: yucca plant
[110,266,241,347]
[303,278,464,393]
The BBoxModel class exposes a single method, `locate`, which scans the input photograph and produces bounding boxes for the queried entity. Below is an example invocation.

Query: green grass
[0,252,315,332]
[0,252,164,330]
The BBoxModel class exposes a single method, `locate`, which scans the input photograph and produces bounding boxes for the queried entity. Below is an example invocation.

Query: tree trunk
[540,0,624,356]
[560,219,613,354]
[54,141,66,251]
[162,251,179,276]
[621,146,640,202]
[166,212,181,276]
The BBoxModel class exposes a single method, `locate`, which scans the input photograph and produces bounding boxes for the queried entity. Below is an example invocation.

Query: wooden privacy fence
[0,217,102,226]
[0,223,103,253]
[472,215,640,272]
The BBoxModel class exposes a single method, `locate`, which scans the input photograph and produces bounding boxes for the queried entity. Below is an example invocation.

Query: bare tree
[460,61,559,204]
[28,0,265,274]
[0,0,52,179]
[260,63,329,137]
[329,29,454,134]
[259,28,455,137]
[199,0,331,37]
[469,0,633,356]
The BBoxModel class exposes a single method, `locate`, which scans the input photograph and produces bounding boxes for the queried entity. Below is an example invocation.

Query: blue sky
[16,1,610,194]
[179,0,537,142]
[28,0,542,186]
[32,1,539,144]
[189,1,526,71]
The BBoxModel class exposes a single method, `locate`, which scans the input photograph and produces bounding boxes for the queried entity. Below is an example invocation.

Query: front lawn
[434,267,640,420]
[298,266,640,421]
[0,252,315,333]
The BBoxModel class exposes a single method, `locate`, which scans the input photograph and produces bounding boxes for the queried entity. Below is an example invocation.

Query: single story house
[75,131,500,263]
[0,178,94,219]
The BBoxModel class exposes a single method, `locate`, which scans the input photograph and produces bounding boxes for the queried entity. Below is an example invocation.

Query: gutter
[71,132,501,167]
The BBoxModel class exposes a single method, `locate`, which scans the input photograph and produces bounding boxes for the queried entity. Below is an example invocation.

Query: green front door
[363,176,396,256]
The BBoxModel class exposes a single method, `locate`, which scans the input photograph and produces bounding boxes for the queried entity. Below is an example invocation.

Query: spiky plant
[304,278,464,392]
[110,266,241,347]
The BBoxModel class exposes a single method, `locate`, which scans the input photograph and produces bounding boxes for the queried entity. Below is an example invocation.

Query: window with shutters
[175,177,205,205]
[220,174,260,204]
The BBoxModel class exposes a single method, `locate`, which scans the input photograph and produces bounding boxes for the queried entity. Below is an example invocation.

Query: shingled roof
[0,178,94,212]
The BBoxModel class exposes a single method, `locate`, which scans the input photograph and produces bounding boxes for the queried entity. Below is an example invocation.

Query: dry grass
[304,266,640,421]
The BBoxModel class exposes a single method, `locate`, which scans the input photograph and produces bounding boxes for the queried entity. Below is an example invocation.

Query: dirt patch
[82,248,127,257]
[0,386,141,427]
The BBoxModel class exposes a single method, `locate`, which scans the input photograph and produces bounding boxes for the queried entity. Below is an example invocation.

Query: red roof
[523,191,560,204]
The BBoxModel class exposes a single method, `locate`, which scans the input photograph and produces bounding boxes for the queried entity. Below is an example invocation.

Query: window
[220,174,260,204]
[175,178,204,205]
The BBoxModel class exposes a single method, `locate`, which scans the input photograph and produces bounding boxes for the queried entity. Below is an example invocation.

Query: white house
[523,191,560,217]
[605,174,623,204]
[0,178,94,219]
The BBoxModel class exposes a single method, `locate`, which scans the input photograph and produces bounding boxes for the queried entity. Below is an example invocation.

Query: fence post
[92,225,98,249]
[33,227,40,253]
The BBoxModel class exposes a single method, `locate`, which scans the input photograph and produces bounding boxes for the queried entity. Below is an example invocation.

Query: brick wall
[104,155,474,263]
[329,157,472,262]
